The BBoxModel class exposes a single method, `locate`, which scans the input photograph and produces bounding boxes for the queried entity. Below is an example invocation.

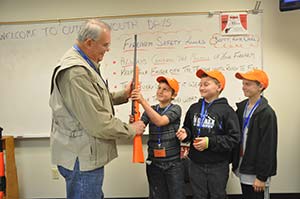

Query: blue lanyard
[156,104,172,146]
[197,99,214,137]
[73,45,98,73]
[73,45,108,87]
[241,98,261,142]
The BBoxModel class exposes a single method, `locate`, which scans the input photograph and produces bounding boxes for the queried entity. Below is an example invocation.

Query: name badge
[153,148,166,157]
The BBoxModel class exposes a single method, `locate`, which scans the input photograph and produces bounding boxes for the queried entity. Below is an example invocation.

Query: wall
[0,0,300,198]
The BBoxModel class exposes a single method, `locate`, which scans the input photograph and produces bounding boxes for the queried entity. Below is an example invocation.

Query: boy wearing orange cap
[131,76,184,199]
[176,69,240,199]
[232,69,278,199]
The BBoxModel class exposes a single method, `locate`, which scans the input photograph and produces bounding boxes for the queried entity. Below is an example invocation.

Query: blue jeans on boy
[58,158,104,199]
[189,160,229,199]
[146,159,185,199]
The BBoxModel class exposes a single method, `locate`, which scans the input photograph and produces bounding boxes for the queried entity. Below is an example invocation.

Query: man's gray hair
[77,19,111,42]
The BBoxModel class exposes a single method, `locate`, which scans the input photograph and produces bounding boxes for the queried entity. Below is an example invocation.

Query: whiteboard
[0,12,262,137]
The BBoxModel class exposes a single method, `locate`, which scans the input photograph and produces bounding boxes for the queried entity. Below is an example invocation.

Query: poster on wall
[220,12,248,35]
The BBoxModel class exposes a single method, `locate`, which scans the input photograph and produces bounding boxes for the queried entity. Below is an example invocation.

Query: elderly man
[49,19,145,199]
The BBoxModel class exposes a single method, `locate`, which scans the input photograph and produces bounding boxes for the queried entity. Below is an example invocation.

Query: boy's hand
[131,88,144,103]
[193,137,209,151]
[176,128,187,141]
[253,178,266,192]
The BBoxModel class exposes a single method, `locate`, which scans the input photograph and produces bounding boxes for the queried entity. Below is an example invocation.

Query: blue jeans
[58,159,104,199]
[189,160,229,199]
[146,159,185,199]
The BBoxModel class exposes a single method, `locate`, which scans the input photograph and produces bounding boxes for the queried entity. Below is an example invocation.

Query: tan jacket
[49,47,135,171]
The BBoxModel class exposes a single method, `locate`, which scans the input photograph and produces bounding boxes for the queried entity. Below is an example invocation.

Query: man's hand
[130,120,145,135]
[129,115,134,124]
[124,80,133,99]
[176,128,187,141]
[253,178,266,192]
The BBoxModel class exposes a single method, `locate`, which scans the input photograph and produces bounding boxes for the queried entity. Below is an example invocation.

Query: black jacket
[232,96,278,182]
[183,98,240,164]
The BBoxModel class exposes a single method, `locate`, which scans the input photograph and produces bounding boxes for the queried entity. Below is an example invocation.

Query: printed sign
[221,13,248,35]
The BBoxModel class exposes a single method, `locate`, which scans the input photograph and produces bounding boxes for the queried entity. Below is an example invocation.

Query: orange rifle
[132,34,144,163]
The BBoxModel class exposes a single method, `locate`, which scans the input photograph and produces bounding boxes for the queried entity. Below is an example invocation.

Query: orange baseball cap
[196,69,226,90]
[156,76,179,95]
[235,69,269,89]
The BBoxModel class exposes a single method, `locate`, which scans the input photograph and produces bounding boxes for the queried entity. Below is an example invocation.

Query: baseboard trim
[105,193,300,199]
[228,193,300,199]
